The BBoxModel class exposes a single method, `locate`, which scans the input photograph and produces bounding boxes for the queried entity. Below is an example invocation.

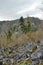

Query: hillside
[0,17,43,34]
[0,17,43,65]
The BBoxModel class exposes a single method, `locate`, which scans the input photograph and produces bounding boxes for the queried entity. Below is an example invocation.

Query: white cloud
[0,16,4,21]
[17,0,41,15]
[0,0,43,20]
[34,12,43,19]
[30,11,43,20]
[16,0,43,20]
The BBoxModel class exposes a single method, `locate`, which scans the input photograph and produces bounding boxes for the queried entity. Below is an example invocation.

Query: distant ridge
[0,17,43,33]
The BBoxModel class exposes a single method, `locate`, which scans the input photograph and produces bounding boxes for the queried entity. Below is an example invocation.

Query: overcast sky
[0,0,43,21]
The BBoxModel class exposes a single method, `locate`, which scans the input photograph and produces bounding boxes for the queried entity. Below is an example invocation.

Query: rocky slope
[0,41,43,65]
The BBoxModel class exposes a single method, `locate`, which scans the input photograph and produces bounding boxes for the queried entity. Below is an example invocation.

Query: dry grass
[0,30,43,46]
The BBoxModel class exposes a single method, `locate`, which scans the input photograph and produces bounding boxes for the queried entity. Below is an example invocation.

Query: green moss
[19,59,32,65]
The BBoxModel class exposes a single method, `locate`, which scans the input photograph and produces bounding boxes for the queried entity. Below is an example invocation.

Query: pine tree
[19,16,26,33]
